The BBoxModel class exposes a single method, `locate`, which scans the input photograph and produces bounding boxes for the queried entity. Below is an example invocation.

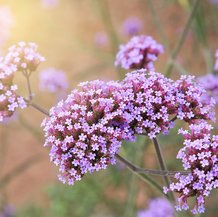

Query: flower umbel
[115,35,164,70]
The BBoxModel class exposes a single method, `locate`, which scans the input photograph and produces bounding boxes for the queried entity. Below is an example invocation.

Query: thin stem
[152,138,175,201]
[165,0,200,77]
[24,98,50,117]
[115,154,189,177]
[23,70,33,101]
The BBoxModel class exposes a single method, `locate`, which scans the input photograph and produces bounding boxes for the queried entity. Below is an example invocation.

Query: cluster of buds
[165,122,218,214]
[115,35,164,70]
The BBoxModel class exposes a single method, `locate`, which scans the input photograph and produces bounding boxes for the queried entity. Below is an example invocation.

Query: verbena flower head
[4,42,45,72]
[115,35,164,70]
[39,68,68,93]
[174,75,216,123]
[166,122,218,214]
[0,61,26,122]
[197,74,218,104]
[122,17,142,37]
[137,198,174,217]
[120,70,177,138]
[41,80,133,185]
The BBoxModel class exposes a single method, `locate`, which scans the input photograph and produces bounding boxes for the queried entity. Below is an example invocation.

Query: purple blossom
[137,198,174,217]
[166,121,218,214]
[197,74,218,104]
[0,61,26,122]
[41,80,133,185]
[214,49,218,71]
[4,42,45,72]
[115,35,164,70]
[122,17,142,37]
[0,205,15,217]
[94,32,108,47]
[39,68,68,94]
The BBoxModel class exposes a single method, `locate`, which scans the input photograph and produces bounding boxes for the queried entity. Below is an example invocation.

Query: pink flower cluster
[42,69,215,188]
[115,35,164,70]
[4,42,45,72]
[0,61,26,122]
[137,198,174,217]
[39,68,68,93]
[0,41,45,122]
[197,74,218,104]
[165,121,218,214]
[41,80,133,185]
[122,17,142,37]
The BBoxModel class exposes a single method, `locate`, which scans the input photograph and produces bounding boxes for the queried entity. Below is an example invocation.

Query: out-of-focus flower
[39,68,68,93]
[166,121,218,214]
[122,17,142,37]
[115,35,164,70]
[0,205,15,217]
[0,6,14,50]
[0,61,26,122]
[214,49,218,71]
[137,198,174,217]
[197,74,218,104]
[209,0,218,5]
[4,42,45,72]
[41,0,59,8]
[94,32,108,47]
[41,80,133,185]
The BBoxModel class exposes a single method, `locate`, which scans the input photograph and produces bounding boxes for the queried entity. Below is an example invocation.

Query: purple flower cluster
[115,35,164,70]
[39,68,68,93]
[122,17,142,37]
[4,42,45,72]
[0,205,15,217]
[137,198,174,217]
[42,69,215,187]
[42,80,133,185]
[0,61,26,122]
[197,74,218,104]
[165,121,218,214]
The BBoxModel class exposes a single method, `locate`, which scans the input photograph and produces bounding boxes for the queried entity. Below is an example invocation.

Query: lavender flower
[115,35,164,70]
[0,205,15,217]
[137,198,174,217]
[0,61,26,122]
[4,42,45,72]
[122,17,142,37]
[39,68,68,93]
[166,121,218,214]
[94,32,108,47]
[120,70,177,138]
[197,74,218,104]
[41,80,133,185]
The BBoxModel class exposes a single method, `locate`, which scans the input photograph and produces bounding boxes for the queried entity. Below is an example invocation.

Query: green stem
[165,0,200,77]
[152,138,175,201]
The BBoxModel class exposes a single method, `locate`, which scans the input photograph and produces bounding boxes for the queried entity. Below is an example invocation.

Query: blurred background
[0,0,218,216]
